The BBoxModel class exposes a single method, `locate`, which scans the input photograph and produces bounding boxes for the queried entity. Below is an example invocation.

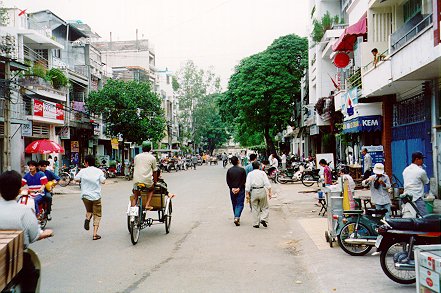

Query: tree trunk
[263,126,276,156]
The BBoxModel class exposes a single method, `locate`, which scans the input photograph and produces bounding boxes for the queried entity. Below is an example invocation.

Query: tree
[86,79,165,152]
[193,94,229,154]
[174,60,222,151]
[219,34,308,154]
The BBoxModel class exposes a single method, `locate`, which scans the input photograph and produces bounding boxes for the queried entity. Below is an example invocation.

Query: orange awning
[332,14,367,52]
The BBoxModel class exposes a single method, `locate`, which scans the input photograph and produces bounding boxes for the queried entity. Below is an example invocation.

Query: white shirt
[270,157,278,168]
[133,152,158,187]
[47,158,54,171]
[336,174,356,192]
[74,166,106,201]
[281,154,287,164]
[403,163,429,201]
[245,169,271,192]
[363,153,372,173]
[0,199,42,248]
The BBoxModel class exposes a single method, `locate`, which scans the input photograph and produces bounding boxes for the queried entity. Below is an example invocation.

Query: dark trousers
[230,188,245,219]
[44,190,53,214]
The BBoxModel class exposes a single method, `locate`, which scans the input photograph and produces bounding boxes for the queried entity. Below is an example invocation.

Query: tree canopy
[219,34,308,154]
[86,79,165,144]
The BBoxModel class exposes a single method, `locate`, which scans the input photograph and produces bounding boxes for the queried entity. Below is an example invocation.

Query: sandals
[93,235,101,240]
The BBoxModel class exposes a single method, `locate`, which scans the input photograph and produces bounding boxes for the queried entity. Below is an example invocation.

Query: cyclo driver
[131,141,158,211]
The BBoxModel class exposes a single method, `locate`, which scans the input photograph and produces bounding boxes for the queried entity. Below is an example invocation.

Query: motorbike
[58,165,79,187]
[301,161,339,187]
[277,162,305,184]
[375,215,441,284]
[17,189,49,229]
[107,166,117,178]
[125,164,134,180]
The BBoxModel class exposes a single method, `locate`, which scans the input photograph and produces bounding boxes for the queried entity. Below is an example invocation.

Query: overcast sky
[6,0,309,87]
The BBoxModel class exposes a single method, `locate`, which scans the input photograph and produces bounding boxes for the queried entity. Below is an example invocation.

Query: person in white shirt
[132,141,158,210]
[334,168,356,193]
[281,153,287,170]
[245,161,273,228]
[361,148,372,179]
[75,155,106,240]
[362,163,392,218]
[403,151,430,216]
[47,155,54,171]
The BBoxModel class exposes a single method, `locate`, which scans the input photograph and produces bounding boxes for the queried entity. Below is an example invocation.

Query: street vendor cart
[323,185,344,247]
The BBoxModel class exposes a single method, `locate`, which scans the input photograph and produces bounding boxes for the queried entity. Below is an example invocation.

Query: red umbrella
[25,139,65,154]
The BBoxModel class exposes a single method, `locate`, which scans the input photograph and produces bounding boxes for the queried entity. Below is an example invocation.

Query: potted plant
[46,68,68,89]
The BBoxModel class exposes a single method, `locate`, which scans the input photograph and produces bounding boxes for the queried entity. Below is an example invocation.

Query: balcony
[391,13,433,53]
[19,76,67,102]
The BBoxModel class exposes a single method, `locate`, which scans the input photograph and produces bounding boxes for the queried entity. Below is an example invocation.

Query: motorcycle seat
[343,210,363,215]
[387,218,441,232]
[366,208,388,216]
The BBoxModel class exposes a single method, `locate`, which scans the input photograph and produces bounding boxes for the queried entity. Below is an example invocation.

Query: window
[403,0,422,23]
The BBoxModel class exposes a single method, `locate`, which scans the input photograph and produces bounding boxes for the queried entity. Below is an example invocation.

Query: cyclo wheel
[301,173,315,187]
[130,196,142,245]
[58,173,70,187]
[380,241,416,284]
[164,199,172,234]
[337,222,372,256]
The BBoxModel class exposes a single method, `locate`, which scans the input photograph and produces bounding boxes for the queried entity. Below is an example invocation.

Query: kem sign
[362,119,379,127]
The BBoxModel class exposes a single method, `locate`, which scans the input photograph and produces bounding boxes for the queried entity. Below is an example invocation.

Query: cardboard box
[419,250,441,274]
[130,192,166,210]
[418,268,440,293]
[0,230,24,291]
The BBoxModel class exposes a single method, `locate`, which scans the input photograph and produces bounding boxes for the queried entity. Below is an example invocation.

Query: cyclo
[126,173,173,245]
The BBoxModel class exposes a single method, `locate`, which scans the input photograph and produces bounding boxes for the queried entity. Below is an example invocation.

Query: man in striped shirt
[21,160,48,216]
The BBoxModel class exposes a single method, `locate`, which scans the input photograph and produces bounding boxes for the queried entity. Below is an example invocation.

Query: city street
[33,164,416,293]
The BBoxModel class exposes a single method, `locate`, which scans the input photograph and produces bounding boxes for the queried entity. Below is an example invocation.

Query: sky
[5,0,309,88]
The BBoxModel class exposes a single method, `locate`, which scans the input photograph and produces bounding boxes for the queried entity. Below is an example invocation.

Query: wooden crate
[0,230,24,291]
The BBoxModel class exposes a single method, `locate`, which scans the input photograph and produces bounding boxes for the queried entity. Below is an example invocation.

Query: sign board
[361,145,384,171]
[71,152,79,164]
[71,141,79,152]
[316,153,335,170]
[341,87,358,118]
[310,125,319,135]
[33,99,64,121]
[111,138,119,150]
[343,115,382,133]
[58,126,70,140]
[21,120,32,137]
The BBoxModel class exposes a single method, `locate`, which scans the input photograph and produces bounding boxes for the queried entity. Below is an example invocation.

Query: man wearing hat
[362,163,392,218]
[403,151,430,215]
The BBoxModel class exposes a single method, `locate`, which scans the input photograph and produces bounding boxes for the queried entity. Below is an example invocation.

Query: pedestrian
[226,156,247,226]
[281,152,287,170]
[74,155,106,240]
[53,156,59,176]
[192,154,198,170]
[245,161,272,228]
[245,153,257,176]
[362,163,392,218]
[361,148,372,179]
[47,155,54,171]
[131,141,157,211]
[319,159,332,185]
[403,151,430,216]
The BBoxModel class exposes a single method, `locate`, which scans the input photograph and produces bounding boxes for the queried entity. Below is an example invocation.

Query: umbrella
[25,139,65,154]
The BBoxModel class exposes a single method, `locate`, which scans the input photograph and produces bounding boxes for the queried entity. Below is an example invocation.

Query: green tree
[86,79,165,150]
[193,94,229,154]
[174,60,222,151]
[219,34,308,154]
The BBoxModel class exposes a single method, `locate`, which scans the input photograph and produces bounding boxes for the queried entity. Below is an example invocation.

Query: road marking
[298,218,331,250]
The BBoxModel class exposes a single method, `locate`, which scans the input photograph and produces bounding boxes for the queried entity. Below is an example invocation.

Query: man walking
[403,152,430,216]
[281,152,287,170]
[226,156,247,226]
[74,155,106,240]
[244,153,257,176]
[361,148,372,179]
[245,161,273,228]
[192,154,198,170]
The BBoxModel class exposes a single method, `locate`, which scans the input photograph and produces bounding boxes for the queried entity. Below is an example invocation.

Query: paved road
[33,165,319,293]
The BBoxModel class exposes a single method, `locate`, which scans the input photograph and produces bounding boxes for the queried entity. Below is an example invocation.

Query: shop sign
[310,125,319,135]
[33,99,64,121]
[93,123,100,136]
[361,145,384,168]
[341,87,358,118]
[111,138,119,150]
[343,115,382,133]
[21,120,32,137]
[71,141,79,152]
[58,126,70,140]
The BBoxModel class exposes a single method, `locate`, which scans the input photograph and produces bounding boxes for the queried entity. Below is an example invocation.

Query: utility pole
[2,59,11,171]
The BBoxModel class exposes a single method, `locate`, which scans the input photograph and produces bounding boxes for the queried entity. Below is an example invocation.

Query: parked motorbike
[375,215,441,284]
[277,162,304,184]
[107,166,117,178]
[58,165,79,187]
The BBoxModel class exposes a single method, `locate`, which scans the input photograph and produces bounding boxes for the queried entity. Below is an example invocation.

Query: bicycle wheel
[58,173,70,187]
[380,242,416,284]
[164,200,172,234]
[337,222,372,256]
[301,174,315,187]
[130,197,142,245]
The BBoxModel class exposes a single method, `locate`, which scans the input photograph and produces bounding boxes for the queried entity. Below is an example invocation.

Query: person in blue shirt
[244,153,257,176]
[22,160,48,216]
[39,160,60,220]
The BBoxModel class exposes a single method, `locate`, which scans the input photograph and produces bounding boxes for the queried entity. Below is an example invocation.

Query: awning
[342,115,382,134]
[332,14,367,52]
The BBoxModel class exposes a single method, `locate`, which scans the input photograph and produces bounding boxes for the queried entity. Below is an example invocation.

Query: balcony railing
[391,13,433,53]
[363,48,389,72]
[23,45,48,69]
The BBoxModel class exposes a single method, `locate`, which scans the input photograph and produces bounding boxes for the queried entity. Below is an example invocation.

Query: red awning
[332,14,367,52]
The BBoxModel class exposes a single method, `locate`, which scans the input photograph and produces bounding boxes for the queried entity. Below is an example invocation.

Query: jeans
[230,188,245,219]
[43,190,53,214]
[376,203,391,219]
[414,197,428,216]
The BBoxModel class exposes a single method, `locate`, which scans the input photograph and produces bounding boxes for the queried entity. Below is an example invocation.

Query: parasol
[25,139,65,154]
